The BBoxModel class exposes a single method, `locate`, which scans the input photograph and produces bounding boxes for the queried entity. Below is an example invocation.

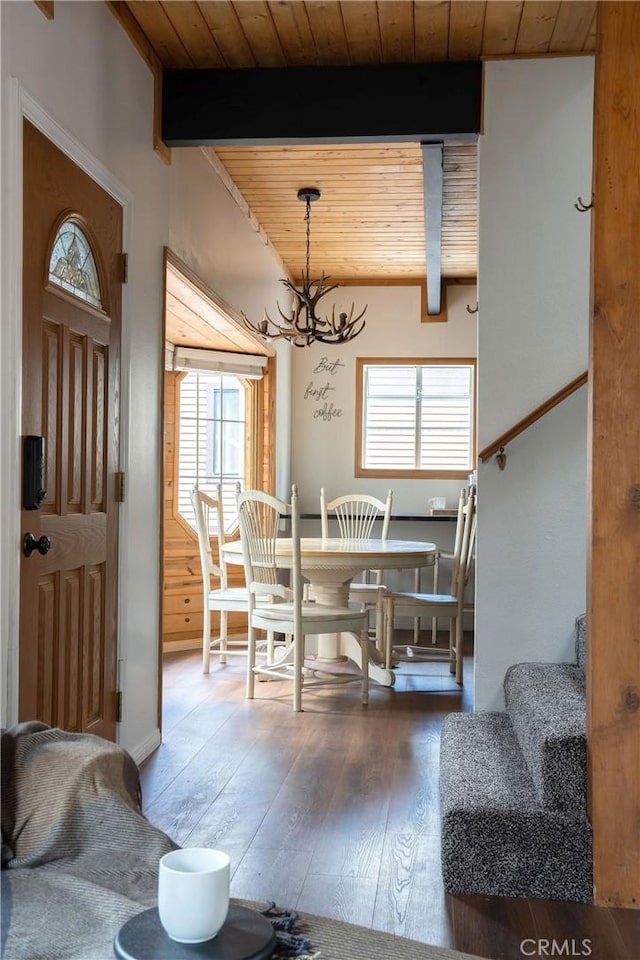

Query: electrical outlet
[279,518,287,531]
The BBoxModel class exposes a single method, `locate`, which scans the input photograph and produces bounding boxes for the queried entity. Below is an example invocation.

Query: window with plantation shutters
[177,370,246,533]
[356,359,475,478]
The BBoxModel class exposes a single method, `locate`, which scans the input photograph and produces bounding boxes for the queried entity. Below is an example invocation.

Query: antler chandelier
[242,187,367,348]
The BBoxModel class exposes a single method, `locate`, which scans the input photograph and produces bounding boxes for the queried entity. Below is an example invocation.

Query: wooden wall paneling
[262,357,276,493]
[162,372,201,647]
[162,362,271,649]
[588,0,640,909]
[245,380,259,497]
[244,364,275,495]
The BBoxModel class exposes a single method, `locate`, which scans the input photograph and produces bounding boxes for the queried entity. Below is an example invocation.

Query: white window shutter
[362,362,474,472]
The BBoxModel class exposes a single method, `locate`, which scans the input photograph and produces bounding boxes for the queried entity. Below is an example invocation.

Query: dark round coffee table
[113,903,276,960]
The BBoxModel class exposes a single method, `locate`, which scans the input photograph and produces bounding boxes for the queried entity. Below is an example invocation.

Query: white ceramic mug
[158,847,230,943]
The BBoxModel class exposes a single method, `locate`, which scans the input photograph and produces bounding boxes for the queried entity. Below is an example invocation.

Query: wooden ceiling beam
[422,143,444,316]
[161,61,482,146]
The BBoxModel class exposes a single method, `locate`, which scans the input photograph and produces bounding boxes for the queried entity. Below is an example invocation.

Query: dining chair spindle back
[383,487,476,684]
[237,485,371,712]
[190,485,255,673]
[320,488,393,649]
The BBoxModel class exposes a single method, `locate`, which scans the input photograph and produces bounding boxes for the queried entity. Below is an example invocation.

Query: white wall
[0,1,285,758]
[291,282,477,515]
[161,155,292,652]
[167,148,291,499]
[475,58,593,710]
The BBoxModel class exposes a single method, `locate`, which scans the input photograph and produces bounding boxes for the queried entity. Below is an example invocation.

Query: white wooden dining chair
[383,487,476,684]
[319,488,393,650]
[191,485,273,674]
[237,484,371,712]
[429,486,473,644]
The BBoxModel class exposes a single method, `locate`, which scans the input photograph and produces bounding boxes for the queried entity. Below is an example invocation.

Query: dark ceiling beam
[161,62,482,146]
[421,143,444,315]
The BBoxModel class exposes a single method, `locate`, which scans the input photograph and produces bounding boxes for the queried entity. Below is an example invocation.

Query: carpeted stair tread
[441,712,539,810]
[575,614,587,671]
[440,712,592,902]
[504,661,586,811]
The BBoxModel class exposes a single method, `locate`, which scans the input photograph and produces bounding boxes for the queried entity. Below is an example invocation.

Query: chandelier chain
[240,186,367,347]
[304,195,311,279]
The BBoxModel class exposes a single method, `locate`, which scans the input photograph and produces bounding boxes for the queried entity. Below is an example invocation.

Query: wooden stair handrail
[478,371,588,463]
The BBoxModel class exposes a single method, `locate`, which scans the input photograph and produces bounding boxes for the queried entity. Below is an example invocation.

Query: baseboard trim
[162,632,247,655]
[163,638,201,653]
[128,728,161,765]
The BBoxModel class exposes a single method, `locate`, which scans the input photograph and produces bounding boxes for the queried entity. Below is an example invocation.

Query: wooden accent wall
[162,364,275,649]
[261,356,276,494]
[163,371,243,647]
[588,1,640,909]
[163,370,203,647]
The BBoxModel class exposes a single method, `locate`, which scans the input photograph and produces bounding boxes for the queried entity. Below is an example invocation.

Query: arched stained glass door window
[48,219,102,308]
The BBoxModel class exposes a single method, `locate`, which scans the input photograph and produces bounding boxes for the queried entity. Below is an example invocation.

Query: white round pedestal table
[222,538,436,687]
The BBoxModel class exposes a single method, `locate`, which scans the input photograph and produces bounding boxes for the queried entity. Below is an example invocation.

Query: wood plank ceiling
[120,1,596,285]
[122,2,597,69]
[212,142,476,282]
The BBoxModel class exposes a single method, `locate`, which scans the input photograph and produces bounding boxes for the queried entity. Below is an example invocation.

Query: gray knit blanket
[1,721,176,960]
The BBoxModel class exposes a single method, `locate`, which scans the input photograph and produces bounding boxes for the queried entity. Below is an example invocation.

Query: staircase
[439,614,592,901]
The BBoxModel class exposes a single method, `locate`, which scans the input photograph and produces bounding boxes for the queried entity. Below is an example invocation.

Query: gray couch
[1,721,176,960]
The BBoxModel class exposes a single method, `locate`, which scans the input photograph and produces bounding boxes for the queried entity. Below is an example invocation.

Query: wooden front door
[19,121,123,740]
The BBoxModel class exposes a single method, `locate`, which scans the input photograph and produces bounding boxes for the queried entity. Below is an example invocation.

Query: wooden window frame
[171,362,275,541]
[354,356,477,480]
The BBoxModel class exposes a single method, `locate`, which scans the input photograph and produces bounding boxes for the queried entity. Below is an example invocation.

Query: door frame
[1,82,132,733]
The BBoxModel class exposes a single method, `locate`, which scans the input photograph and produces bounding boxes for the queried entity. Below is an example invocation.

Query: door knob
[23,532,52,558]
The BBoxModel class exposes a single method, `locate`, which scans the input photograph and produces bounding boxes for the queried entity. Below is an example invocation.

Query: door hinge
[116,690,123,723]
[115,471,125,502]
[119,252,128,284]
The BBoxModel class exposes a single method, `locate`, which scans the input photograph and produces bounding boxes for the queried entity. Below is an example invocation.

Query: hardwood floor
[140,639,639,960]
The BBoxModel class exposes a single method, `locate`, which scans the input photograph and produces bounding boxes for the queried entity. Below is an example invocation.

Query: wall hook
[466,302,479,314]
[574,195,593,212]
[496,447,507,471]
